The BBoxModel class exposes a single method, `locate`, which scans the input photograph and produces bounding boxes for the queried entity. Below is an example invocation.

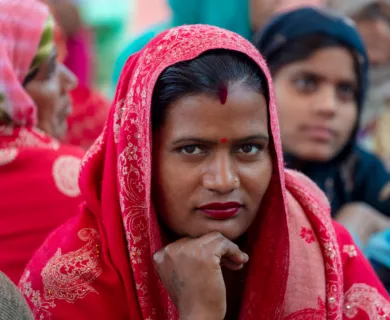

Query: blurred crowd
[1,0,390,318]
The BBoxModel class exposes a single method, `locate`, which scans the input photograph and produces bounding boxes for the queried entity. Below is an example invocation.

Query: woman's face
[25,49,77,139]
[354,3,390,65]
[250,0,279,31]
[153,83,272,241]
[273,47,358,162]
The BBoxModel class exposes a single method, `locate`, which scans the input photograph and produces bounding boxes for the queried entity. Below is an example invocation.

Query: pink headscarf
[0,0,49,126]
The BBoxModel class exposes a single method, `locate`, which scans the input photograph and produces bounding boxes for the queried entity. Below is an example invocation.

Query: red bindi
[220,138,227,143]
[219,84,228,105]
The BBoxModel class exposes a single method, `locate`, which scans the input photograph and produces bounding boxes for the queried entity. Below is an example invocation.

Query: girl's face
[152,83,272,241]
[273,47,358,162]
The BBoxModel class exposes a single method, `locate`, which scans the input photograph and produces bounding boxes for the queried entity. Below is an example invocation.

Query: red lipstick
[198,202,242,220]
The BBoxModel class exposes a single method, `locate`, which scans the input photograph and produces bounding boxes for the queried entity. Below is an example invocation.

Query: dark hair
[265,33,360,76]
[151,49,269,131]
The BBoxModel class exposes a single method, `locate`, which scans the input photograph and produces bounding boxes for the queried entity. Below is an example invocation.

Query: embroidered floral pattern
[300,227,316,244]
[81,124,107,170]
[0,126,59,150]
[285,170,344,320]
[344,284,390,319]
[52,155,81,197]
[0,147,18,165]
[343,245,358,258]
[20,228,102,319]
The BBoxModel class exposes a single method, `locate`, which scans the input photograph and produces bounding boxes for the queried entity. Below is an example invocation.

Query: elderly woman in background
[0,0,84,283]
[42,0,111,150]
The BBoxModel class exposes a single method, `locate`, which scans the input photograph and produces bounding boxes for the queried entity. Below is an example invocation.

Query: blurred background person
[328,0,390,167]
[43,0,111,150]
[256,7,390,288]
[0,0,83,283]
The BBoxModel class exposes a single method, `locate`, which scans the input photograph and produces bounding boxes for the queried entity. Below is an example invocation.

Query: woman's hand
[336,202,390,246]
[153,232,249,320]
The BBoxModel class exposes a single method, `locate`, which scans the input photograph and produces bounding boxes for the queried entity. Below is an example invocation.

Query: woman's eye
[337,83,356,102]
[238,144,262,155]
[179,145,203,155]
[293,76,317,92]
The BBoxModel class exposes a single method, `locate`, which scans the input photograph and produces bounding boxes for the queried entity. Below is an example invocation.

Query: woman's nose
[202,153,239,194]
[59,63,77,92]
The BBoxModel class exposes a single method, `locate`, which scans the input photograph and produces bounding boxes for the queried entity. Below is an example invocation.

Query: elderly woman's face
[25,49,77,139]
[152,84,272,241]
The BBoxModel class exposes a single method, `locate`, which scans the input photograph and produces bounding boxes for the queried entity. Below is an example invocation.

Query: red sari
[0,0,84,283]
[19,25,390,319]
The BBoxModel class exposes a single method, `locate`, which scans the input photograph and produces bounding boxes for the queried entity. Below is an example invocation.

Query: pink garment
[0,0,48,126]
[64,30,93,87]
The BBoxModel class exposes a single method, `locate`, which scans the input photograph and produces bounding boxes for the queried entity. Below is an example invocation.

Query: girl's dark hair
[151,49,268,131]
[265,33,361,78]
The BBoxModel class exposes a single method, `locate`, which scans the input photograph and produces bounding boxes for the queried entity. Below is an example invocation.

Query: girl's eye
[337,83,356,102]
[293,76,317,93]
[238,144,262,155]
[179,145,203,155]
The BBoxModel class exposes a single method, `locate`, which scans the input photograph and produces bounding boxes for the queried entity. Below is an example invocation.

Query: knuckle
[152,250,164,266]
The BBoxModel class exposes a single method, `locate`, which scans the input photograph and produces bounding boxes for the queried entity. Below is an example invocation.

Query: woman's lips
[302,126,337,142]
[197,202,243,220]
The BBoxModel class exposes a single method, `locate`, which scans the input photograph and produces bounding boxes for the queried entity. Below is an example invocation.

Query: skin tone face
[273,47,358,162]
[250,0,280,31]
[152,83,272,241]
[24,49,77,139]
[354,3,390,65]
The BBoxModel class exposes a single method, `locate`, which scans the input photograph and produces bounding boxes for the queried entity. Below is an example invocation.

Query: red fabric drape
[20,25,389,319]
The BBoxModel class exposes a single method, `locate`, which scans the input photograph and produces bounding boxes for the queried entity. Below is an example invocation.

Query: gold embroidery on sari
[0,147,18,165]
[344,283,390,319]
[20,228,102,319]
[52,155,81,197]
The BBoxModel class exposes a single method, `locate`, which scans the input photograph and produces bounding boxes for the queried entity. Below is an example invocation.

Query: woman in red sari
[0,0,84,283]
[20,25,389,319]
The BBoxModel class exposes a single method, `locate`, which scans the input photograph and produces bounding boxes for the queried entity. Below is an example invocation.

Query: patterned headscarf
[0,0,54,127]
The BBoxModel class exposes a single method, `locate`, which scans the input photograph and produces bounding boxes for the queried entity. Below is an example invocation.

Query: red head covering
[20,25,389,319]
[0,0,84,283]
[0,0,49,126]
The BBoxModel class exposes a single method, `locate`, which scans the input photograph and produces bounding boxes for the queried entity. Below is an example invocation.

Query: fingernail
[242,253,249,260]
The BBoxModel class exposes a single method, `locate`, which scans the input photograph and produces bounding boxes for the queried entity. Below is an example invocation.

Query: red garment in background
[20,25,389,319]
[0,127,84,283]
[64,85,111,150]
[53,11,111,150]
[0,0,84,283]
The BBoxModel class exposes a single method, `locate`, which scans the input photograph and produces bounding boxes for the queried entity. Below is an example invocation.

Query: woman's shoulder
[18,208,127,319]
[284,168,331,213]
[331,221,390,315]
[353,146,385,168]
